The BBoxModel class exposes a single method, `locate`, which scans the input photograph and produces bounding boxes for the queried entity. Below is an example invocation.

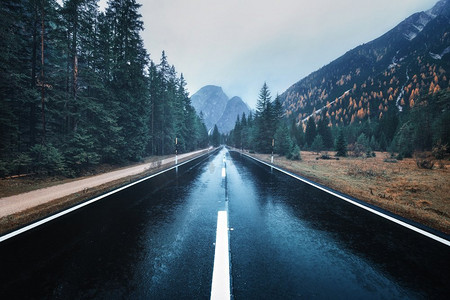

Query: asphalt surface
[1,148,449,299]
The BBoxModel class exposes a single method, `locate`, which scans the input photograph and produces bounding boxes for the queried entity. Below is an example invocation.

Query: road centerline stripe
[211,210,231,300]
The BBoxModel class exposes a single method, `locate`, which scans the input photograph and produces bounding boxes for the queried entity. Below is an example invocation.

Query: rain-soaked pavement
[1,148,449,299]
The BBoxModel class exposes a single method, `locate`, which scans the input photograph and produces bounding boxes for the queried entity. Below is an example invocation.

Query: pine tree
[335,128,347,157]
[246,112,256,151]
[274,122,292,156]
[290,118,304,147]
[106,0,150,160]
[379,132,388,152]
[287,144,301,160]
[272,95,284,128]
[212,125,220,147]
[305,117,316,147]
[0,0,30,175]
[0,0,210,176]
[317,114,333,149]
[240,112,247,150]
[311,134,324,155]
[393,122,415,158]
[255,82,274,153]
[236,114,243,149]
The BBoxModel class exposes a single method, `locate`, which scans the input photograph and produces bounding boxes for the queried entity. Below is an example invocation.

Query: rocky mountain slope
[191,86,250,133]
[216,96,250,133]
[280,0,450,128]
[190,85,228,131]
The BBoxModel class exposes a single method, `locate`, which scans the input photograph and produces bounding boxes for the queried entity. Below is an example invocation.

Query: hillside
[280,0,450,136]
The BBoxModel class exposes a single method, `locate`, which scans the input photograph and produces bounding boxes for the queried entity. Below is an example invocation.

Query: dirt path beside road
[0,148,211,234]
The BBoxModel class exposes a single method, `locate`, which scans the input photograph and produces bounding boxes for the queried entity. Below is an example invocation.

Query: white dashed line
[211,211,231,300]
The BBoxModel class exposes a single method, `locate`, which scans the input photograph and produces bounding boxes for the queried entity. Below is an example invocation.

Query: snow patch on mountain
[430,46,450,60]
[403,32,417,41]
[402,11,435,41]
[396,69,410,112]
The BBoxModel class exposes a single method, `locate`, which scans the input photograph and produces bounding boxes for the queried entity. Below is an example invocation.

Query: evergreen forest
[0,0,209,177]
[227,83,450,161]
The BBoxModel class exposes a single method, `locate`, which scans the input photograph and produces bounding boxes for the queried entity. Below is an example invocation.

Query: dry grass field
[252,151,450,234]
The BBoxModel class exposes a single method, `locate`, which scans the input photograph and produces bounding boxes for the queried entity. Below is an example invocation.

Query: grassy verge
[0,150,211,235]
[248,151,450,234]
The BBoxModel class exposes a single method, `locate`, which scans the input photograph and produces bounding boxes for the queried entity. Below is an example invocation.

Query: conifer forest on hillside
[0,0,209,177]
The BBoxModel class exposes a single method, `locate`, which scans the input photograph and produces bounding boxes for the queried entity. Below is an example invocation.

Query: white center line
[211,210,231,300]
[222,155,226,178]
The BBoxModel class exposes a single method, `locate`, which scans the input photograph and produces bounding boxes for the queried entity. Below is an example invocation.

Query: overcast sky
[99,0,438,108]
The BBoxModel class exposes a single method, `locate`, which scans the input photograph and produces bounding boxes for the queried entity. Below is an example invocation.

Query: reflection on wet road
[1,148,449,299]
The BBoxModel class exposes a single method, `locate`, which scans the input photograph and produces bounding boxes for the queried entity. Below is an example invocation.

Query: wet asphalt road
[1,148,449,299]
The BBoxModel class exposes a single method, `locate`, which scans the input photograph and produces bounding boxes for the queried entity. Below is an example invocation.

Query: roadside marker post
[175,137,178,165]
[271,138,274,164]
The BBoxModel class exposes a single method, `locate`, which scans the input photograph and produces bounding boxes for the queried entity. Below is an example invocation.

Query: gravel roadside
[0,148,212,233]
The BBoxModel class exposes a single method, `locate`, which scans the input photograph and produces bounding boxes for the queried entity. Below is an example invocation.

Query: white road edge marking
[0,151,213,243]
[211,211,231,300]
[241,152,450,247]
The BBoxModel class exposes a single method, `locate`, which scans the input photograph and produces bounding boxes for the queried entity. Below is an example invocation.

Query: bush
[383,153,397,163]
[64,130,101,174]
[352,133,373,158]
[287,144,301,160]
[310,135,324,155]
[12,153,32,175]
[432,140,448,160]
[0,153,33,177]
[348,143,366,157]
[416,159,434,169]
[319,153,332,160]
[30,144,67,175]
[393,122,414,158]
[0,160,11,178]
[414,152,435,169]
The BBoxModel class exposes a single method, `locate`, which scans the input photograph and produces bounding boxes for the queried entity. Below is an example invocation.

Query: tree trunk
[72,7,78,132]
[30,5,38,146]
[40,0,46,144]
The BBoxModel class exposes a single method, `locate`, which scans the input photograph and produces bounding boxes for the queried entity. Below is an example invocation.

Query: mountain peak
[229,96,249,109]
[191,86,228,131]
[216,96,250,133]
[191,87,250,133]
